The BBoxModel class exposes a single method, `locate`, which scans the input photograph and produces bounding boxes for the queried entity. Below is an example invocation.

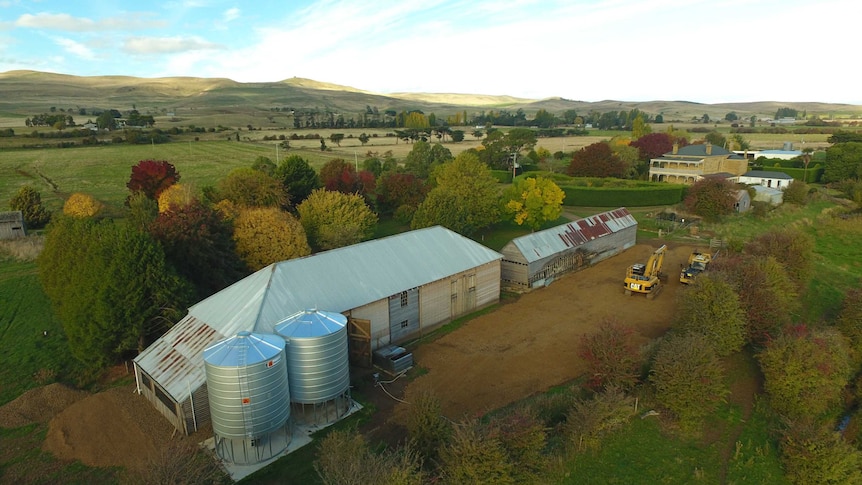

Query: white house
[738,170,794,190]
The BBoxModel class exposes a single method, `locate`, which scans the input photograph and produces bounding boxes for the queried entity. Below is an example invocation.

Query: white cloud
[223,7,240,22]
[54,37,96,60]
[122,36,223,55]
[15,12,165,32]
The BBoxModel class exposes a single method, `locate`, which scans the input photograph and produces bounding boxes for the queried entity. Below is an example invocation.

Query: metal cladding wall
[203,332,290,439]
[274,310,350,405]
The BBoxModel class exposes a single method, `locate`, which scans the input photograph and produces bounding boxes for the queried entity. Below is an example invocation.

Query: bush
[650,333,728,430]
[405,390,450,462]
[9,185,51,229]
[315,427,425,485]
[782,181,809,206]
[675,275,746,354]
[439,419,515,484]
[577,318,642,390]
[779,420,862,485]
[564,386,635,452]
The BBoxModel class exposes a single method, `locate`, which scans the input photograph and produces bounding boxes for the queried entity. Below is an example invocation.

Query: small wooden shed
[0,211,26,240]
[500,208,637,290]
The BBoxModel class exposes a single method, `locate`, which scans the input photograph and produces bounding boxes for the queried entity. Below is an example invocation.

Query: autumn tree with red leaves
[375,172,428,214]
[319,158,361,193]
[127,160,180,200]
[577,317,642,391]
[567,142,626,178]
[148,201,249,299]
[630,132,686,161]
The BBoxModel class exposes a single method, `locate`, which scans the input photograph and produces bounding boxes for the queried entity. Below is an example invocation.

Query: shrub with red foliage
[319,158,360,193]
[577,318,642,391]
[567,142,626,178]
[127,160,180,200]
[376,172,429,214]
[630,132,688,161]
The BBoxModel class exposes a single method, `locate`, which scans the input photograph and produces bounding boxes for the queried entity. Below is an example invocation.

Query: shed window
[400,320,409,329]
[468,274,476,291]
[400,291,408,307]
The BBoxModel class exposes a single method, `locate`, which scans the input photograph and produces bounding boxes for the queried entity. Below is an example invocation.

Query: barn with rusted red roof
[500,208,637,289]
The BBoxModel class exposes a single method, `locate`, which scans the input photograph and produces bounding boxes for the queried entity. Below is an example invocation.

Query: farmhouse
[500,208,637,290]
[133,226,502,434]
[0,211,26,240]
[649,143,748,184]
[738,170,794,189]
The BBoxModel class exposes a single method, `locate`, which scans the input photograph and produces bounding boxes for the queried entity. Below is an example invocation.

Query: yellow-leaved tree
[157,183,195,213]
[63,192,103,218]
[297,189,378,251]
[502,176,565,231]
[232,207,310,271]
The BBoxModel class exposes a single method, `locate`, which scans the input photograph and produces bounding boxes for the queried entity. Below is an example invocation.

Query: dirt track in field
[385,243,694,423]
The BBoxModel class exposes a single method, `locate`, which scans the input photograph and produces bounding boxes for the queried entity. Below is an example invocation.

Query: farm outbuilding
[0,211,26,240]
[500,208,637,290]
[133,226,502,434]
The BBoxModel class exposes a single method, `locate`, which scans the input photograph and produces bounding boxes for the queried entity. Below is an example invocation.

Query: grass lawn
[0,259,82,406]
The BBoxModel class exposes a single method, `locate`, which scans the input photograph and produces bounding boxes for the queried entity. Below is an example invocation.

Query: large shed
[500,208,637,290]
[0,211,26,240]
[133,226,502,434]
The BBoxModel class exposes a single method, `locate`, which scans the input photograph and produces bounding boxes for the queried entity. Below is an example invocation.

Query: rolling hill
[1,70,861,125]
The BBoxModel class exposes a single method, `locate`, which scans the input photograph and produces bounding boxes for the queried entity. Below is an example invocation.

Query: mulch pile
[41,384,179,471]
[0,383,88,428]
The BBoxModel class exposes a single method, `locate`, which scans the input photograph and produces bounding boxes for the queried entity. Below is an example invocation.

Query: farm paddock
[0,242,693,474]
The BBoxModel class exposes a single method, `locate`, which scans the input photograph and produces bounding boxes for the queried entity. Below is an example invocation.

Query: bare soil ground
[364,243,695,440]
[1,243,696,474]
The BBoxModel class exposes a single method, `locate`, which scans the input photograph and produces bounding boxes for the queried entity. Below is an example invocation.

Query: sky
[0,0,858,104]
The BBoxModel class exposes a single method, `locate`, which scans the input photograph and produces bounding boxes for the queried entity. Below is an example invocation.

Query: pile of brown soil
[0,383,89,428]
[42,384,178,471]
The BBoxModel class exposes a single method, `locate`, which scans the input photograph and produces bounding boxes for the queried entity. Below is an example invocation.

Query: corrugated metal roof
[135,226,502,402]
[508,208,637,263]
[743,170,794,179]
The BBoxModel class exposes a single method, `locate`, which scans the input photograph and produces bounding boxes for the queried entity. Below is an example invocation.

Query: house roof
[0,211,23,224]
[758,150,802,157]
[504,208,636,264]
[135,226,503,401]
[663,144,744,159]
[701,172,736,180]
[752,185,783,195]
[742,170,794,180]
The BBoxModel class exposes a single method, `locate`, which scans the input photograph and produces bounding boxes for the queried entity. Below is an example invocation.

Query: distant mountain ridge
[1,70,860,121]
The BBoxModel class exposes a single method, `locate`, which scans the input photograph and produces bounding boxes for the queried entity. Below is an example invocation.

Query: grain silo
[274,309,351,425]
[203,331,291,465]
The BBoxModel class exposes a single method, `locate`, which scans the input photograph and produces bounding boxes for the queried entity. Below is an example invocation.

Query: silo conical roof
[203,331,285,367]
[275,309,347,338]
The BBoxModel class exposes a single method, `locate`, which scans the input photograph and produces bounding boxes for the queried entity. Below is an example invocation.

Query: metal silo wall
[204,348,290,438]
[282,326,350,404]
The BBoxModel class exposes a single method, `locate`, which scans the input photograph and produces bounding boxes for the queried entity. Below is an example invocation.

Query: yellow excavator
[679,251,714,284]
[624,245,667,299]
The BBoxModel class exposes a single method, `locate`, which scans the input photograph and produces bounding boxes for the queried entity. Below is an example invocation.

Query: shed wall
[504,225,636,289]
[350,299,390,349]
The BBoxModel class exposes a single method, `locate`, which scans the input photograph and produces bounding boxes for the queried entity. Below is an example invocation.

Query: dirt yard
[1,242,696,474]
[377,243,695,426]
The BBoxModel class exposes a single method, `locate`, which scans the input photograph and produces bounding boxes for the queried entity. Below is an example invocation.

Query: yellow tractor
[679,251,714,284]
[624,245,667,299]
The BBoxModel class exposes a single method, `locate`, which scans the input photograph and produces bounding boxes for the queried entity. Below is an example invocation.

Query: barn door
[347,317,372,368]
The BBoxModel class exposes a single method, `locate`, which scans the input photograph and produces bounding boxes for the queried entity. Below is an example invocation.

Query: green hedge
[490,170,513,183]
[770,166,824,183]
[560,185,686,207]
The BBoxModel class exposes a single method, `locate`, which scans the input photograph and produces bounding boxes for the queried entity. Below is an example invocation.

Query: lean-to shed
[133,226,502,434]
[0,211,26,240]
[500,208,637,289]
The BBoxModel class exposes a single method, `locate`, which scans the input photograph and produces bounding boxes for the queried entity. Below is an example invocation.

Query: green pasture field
[0,259,78,406]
